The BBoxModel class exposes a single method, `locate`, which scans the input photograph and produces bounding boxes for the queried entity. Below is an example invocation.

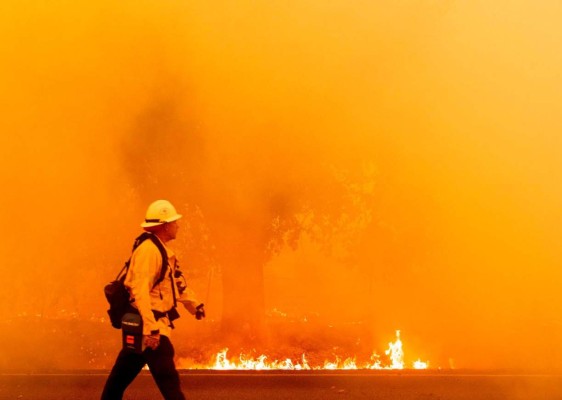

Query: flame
[214,349,312,370]
[413,359,429,369]
[183,330,430,370]
[385,329,404,369]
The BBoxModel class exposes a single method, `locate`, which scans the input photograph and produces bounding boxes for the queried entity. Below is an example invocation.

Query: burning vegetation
[185,330,429,370]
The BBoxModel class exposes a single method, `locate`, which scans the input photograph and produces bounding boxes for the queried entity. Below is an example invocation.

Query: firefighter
[101,199,205,400]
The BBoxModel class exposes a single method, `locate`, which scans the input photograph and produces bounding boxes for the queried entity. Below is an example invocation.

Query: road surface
[1,370,561,400]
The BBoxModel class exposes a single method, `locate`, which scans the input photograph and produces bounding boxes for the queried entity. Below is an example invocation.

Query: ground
[1,371,561,400]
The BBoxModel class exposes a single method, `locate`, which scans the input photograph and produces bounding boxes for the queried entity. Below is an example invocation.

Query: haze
[1,1,561,371]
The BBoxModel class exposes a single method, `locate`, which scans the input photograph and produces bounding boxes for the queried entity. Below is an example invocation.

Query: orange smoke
[1,1,562,372]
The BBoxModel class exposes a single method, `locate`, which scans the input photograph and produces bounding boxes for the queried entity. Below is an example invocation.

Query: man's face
[165,220,179,240]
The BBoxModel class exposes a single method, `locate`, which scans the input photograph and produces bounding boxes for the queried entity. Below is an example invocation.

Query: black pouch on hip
[121,312,143,353]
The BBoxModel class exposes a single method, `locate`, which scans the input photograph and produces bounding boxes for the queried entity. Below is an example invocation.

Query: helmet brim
[140,213,182,228]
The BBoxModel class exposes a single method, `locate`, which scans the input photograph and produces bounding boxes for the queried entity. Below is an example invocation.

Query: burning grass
[175,318,430,370]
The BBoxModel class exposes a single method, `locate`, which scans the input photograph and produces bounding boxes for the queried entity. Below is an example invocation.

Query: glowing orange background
[1,1,561,371]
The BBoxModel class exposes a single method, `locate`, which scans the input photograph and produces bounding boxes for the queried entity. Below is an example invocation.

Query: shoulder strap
[118,232,169,288]
[144,233,169,287]
[140,232,177,307]
[115,262,129,281]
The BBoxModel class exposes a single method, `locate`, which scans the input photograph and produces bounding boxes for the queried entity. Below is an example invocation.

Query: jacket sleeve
[126,242,161,335]
[177,286,201,315]
[172,263,201,315]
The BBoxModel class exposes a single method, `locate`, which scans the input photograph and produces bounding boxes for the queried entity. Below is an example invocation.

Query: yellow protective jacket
[124,235,200,336]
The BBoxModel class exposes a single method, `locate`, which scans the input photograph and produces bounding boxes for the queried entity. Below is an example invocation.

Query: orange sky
[1,1,561,371]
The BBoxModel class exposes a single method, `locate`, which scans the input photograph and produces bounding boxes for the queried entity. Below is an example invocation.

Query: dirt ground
[1,371,561,400]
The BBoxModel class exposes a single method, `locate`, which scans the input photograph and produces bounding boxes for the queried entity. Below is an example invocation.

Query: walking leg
[145,335,186,400]
[101,349,146,400]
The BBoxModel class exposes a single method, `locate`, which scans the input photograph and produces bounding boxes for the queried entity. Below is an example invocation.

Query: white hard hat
[141,199,182,228]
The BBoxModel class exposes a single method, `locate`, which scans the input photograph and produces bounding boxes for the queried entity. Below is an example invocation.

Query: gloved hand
[144,333,160,350]
[195,304,206,320]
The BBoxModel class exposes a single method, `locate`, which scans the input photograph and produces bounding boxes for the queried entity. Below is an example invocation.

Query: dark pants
[101,335,185,400]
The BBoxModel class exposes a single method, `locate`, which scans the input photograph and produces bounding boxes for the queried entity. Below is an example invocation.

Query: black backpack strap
[132,232,170,288]
[145,234,169,287]
[128,232,176,306]
[145,234,177,307]
[115,262,129,281]
[120,232,165,283]
[117,232,152,281]
[132,232,154,252]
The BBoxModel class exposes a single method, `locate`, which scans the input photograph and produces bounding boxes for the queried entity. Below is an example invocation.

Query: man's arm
[125,242,161,335]
[176,279,205,319]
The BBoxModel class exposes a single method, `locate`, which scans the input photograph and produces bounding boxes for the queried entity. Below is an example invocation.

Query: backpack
[104,232,169,329]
